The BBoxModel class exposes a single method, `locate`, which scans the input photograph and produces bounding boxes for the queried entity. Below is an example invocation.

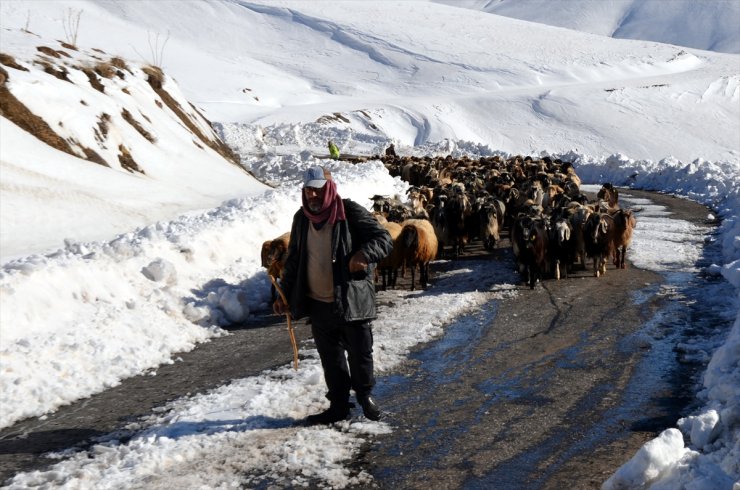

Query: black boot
[306,401,350,425]
[358,395,381,421]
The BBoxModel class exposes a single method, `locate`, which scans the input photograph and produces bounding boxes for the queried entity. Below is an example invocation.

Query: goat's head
[587,213,607,243]
[267,241,287,265]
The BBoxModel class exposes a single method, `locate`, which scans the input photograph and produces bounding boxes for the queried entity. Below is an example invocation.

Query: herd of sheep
[261,151,637,297]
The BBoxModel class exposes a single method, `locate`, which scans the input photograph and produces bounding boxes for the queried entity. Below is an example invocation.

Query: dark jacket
[281,199,392,322]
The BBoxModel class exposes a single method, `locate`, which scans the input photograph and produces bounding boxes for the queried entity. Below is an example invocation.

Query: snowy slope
[0,26,264,261]
[3,0,737,169]
[434,0,740,54]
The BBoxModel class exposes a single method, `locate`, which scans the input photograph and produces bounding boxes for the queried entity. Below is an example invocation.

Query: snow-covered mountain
[433,0,740,54]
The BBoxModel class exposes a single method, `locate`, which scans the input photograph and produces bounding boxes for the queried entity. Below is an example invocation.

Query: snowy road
[0,189,724,489]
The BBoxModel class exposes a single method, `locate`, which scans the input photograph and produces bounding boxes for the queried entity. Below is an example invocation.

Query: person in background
[328,140,340,160]
[274,166,392,424]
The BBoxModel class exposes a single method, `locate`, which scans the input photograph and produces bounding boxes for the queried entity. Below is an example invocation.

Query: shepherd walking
[274,166,392,424]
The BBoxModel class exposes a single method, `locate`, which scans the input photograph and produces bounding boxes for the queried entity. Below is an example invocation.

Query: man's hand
[348,250,368,273]
[273,297,287,316]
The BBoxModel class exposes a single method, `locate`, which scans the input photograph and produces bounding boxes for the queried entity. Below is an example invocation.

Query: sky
[0,0,738,488]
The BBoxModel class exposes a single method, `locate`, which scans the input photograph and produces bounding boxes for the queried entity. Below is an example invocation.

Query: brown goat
[377,221,403,290]
[610,209,636,269]
[398,218,438,290]
[261,232,290,302]
[597,183,619,208]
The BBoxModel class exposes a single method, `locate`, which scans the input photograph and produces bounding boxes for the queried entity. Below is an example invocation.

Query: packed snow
[0,0,738,488]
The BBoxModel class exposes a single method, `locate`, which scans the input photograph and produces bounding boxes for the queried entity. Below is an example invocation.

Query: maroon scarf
[302,180,346,225]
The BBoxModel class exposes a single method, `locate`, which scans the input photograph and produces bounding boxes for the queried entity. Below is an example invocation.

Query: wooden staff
[269,275,299,370]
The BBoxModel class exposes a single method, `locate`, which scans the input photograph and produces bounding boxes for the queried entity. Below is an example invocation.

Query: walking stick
[269,275,299,370]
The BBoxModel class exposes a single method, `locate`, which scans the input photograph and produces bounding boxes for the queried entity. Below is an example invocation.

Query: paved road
[0,189,716,488]
[360,189,717,489]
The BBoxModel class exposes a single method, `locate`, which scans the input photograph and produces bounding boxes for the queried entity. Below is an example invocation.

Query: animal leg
[593,257,600,277]
[529,266,537,289]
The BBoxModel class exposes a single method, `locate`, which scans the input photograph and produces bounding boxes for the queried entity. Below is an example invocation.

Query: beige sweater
[306,223,334,303]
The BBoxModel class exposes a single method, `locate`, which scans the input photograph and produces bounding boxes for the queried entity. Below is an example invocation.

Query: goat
[597,183,619,209]
[524,218,550,289]
[479,200,500,251]
[512,214,550,289]
[610,208,637,269]
[377,221,403,290]
[398,219,438,291]
[445,183,472,256]
[550,217,575,280]
[261,231,291,302]
[428,193,450,259]
[583,212,614,277]
[568,204,592,270]
[406,186,430,219]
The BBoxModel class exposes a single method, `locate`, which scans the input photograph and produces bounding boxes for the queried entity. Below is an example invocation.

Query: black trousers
[309,299,375,404]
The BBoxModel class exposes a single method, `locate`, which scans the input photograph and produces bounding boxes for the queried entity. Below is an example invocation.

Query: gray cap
[303,166,328,188]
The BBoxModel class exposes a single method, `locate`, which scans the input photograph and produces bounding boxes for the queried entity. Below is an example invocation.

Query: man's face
[304,185,325,213]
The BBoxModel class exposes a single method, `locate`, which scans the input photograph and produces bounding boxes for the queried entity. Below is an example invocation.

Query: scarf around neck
[302,179,346,225]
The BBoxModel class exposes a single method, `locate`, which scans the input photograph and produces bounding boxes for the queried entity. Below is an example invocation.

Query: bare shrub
[62,8,83,47]
[23,9,31,32]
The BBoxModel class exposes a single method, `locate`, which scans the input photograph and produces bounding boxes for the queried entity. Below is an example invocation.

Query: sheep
[376,221,403,290]
[610,208,637,269]
[397,218,438,291]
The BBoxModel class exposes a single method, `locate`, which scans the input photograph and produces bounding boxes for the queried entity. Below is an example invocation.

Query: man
[328,140,340,160]
[274,166,392,424]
